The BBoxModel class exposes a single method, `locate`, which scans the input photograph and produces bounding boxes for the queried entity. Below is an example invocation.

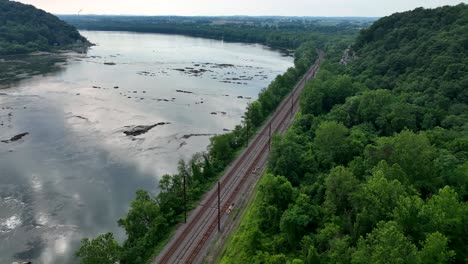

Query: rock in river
[181,133,215,140]
[123,122,170,136]
[1,132,29,143]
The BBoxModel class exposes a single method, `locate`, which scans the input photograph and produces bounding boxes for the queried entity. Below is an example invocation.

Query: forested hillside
[0,0,89,54]
[222,4,468,264]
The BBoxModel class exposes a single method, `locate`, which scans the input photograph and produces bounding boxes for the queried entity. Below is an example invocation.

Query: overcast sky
[15,0,466,17]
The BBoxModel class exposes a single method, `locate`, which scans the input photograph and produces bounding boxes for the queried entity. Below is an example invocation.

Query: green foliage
[75,233,121,264]
[209,134,235,168]
[223,4,468,264]
[312,121,351,167]
[353,170,408,236]
[269,132,307,185]
[301,74,360,116]
[280,194,320,246]
[351,221,419,264]
[323,166,358,217]
[0,0,88,54]
[419,232,455,264]
[260,173,296,212]
[365,130,441,196]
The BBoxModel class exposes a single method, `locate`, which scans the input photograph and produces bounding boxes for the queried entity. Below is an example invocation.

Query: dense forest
[75,18,357,264]
[60,15,371,51]
[0,0,89,55]
[222,4,468,264]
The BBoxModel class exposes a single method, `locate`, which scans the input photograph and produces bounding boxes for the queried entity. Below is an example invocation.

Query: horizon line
[56,14,380,18]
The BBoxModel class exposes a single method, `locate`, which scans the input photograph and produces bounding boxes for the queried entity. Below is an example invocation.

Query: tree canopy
[0,0,89,54]
[223,4,468,264]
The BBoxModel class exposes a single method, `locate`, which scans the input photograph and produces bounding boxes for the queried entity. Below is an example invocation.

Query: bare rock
[2,132,29,143]
[123,122,170,136]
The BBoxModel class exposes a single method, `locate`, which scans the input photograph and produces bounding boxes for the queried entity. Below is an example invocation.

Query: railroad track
[154,52,323,264]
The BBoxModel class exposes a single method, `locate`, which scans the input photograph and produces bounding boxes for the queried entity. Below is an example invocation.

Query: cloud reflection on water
[0,30,293,263]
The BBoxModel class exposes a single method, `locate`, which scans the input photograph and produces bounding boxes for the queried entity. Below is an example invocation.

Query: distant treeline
[0,0,89,55]
[60,15,368,50]
[222,4,468,264]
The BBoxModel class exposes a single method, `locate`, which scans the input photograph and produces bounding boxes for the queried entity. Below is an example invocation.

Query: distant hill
[0,0,89,55]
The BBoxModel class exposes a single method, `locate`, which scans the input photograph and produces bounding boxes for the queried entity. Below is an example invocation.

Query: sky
[15,0,466,17]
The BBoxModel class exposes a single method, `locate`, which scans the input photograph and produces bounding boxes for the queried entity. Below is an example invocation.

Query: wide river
[0,31,293,263]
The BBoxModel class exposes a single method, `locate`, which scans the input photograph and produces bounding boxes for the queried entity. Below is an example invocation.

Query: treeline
[222,4,467,264]
[75,26,354,264]
[60,15,365,50]
[0,0,89,55]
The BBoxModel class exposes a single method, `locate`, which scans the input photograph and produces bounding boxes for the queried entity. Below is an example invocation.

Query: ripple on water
[0,215,22,233]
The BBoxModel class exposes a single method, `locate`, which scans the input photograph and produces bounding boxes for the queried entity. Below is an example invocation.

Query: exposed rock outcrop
[1,132,29,143]
[123,122,170,136]
[340,46,357,65]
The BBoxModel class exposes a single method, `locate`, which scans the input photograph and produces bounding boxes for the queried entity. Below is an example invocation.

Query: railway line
[154,52,323,264]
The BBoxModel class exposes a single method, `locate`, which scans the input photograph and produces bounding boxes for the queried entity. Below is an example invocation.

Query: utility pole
[183,173,187,223]
[217,181,221,232]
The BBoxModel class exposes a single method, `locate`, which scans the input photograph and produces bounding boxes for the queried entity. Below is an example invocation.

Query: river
[0,31,293,263]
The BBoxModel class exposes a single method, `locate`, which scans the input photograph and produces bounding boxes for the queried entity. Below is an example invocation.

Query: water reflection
[0,31,293,263]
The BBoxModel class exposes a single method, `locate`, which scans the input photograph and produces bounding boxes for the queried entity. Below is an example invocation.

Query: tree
[280,194,320,246]
[419,232,455,264]
[324,166,359,216]
[351,221,419,264]
[246,101,264,128]
[353,170,407,236]
[419,186,467,262]
[259,174,296,211]
[118,190,166,243]
[393,195,425,242]
[301,74,359,116]
[269,132,307,185]
[202,154,215,180]
[356,89,394,125]
[325,236,353,264]
[304,245,321,264]
[266,254,288,264]
[209,134,234,168]
[0,0,89,55]
[76,233,121,264]
[365,130,441,196]
[312,121,351,168]
[301,79,326,115]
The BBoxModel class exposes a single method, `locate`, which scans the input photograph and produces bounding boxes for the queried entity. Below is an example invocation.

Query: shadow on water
[0,53,68,89]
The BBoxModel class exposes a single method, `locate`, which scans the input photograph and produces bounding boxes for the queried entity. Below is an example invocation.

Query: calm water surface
[0,31,293,263]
